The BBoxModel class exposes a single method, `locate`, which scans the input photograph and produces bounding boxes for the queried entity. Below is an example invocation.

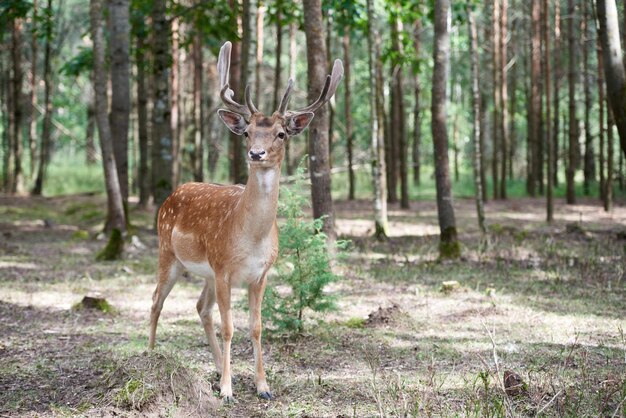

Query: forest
[1,0,625,416]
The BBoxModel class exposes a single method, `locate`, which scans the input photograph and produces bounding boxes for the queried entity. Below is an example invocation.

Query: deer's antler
[218,41,258,119]
[277,59,344,116]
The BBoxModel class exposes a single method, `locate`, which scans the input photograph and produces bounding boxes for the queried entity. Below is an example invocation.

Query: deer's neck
[237,165,281,240]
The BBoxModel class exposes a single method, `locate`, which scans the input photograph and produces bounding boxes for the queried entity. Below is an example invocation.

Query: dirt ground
[0,194,625,417]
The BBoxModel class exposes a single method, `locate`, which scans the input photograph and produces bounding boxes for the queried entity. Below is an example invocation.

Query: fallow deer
[149,41,343,402]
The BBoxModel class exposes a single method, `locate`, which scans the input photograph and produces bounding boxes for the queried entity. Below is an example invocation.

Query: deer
[148,41,343,403]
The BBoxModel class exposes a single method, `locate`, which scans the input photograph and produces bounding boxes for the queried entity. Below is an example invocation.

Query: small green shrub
[262,161,348,335]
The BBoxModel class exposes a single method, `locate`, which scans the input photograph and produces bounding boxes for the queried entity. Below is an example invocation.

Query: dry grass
[0,194,625,417]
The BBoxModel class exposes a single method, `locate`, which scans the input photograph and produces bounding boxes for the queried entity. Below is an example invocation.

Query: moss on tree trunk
[97,228,124,261]
[439,226,460,259]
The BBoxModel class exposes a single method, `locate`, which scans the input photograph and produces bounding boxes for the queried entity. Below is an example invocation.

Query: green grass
[329,164,626,201]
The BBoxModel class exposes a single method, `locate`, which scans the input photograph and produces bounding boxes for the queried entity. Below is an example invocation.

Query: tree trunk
[272,4,283,111]
[499,0,508,199]
[390,10,408,209]
[343,29,355,200]
[170,15,181,187]
[451,82,460,182]
[109,0,130,204]
[492,0,500,200]
[255,0,265,104]
[236,0,251,185]
[136,32,150,207]
[285,21,297,175]
[581,1,594,194]
[543,0,553,222]
[28,0,38,179]
[468,5,486,234]
[303,0,336,243]
[326,13,335,169]
[191,33,203,182]
[508,0,517,181]
[605,107,614,211]
[412,19,422,186]
[226,1,245,184]
[598,38,606,202]
[151,0,173,209]
[480,92,489,203]
[597,0,626,160]
[32,0,53,196]
[529,0,541,197]
[85,86,97,165]
[552,0,561,187]
[90,0,126,257]
[366,0,388,240]
[8,17,25,194]
[566,0,576,204]
[432,0,460,259]
[206,58,220,179]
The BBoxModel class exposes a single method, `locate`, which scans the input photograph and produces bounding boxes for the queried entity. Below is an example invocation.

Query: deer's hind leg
[197,275,224,374]
[149,251,184,349]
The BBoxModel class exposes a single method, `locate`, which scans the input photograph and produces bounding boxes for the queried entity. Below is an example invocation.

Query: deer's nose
[249,149,266,161]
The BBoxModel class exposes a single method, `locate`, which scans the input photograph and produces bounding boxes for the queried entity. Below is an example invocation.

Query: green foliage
[0,0,32,39]
[262,163,347,335]
[60,47,92,77]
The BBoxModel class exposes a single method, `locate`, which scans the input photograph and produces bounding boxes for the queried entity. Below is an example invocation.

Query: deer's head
[216,41,343,168]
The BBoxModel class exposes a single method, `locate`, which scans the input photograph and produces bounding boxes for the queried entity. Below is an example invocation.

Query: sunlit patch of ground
[0,194,624,416]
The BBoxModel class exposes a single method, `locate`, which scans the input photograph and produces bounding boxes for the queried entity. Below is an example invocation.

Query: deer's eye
[243,131,249,137]
[277,132,285,140]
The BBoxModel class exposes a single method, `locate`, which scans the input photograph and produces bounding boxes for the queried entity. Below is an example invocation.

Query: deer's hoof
[222,395,236,405]
[258,391,272,400]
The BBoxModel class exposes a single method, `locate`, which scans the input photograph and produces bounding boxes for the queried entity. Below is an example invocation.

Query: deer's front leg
[216,278,234,403]
[249,277,271,399]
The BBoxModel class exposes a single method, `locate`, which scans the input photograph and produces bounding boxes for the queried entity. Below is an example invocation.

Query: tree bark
[85,86,97,165]
[342,29,355,200]
[226,3,247,184]
[272,3,283,111]
[597,0,626,160]
[508,0,517,181]
[605,106,614,211]
[191,33,203,182]
[90,0,126,255]
[499,0,508,199]
[552,0,561,187]
[32,0,53,196]
[8,17,25,193]
[543,0,553,222]
[566,0,576,204]
[136,32,150,206]
[597,38,606,202]
[151,0,173,209]
[170,15,182,187]
[303,0,336,243]
[366,0,388,240]
[28,0,38,179]
[468,5,486,234]
[285,20,297,175]
[412,19,422,186]
[529,0,541,197]
[255,0,265,104]
[492,0,500,200]
[390,9,408,209]
[582,0,594,194]
[109,0,130,204]
[432,0,460,259]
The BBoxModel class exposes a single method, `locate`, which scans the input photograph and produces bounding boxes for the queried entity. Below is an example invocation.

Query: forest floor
[0,193,625,417]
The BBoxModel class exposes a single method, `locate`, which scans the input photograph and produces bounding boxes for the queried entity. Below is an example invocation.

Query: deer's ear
[285,112,315,136]
[218,109,248,135]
